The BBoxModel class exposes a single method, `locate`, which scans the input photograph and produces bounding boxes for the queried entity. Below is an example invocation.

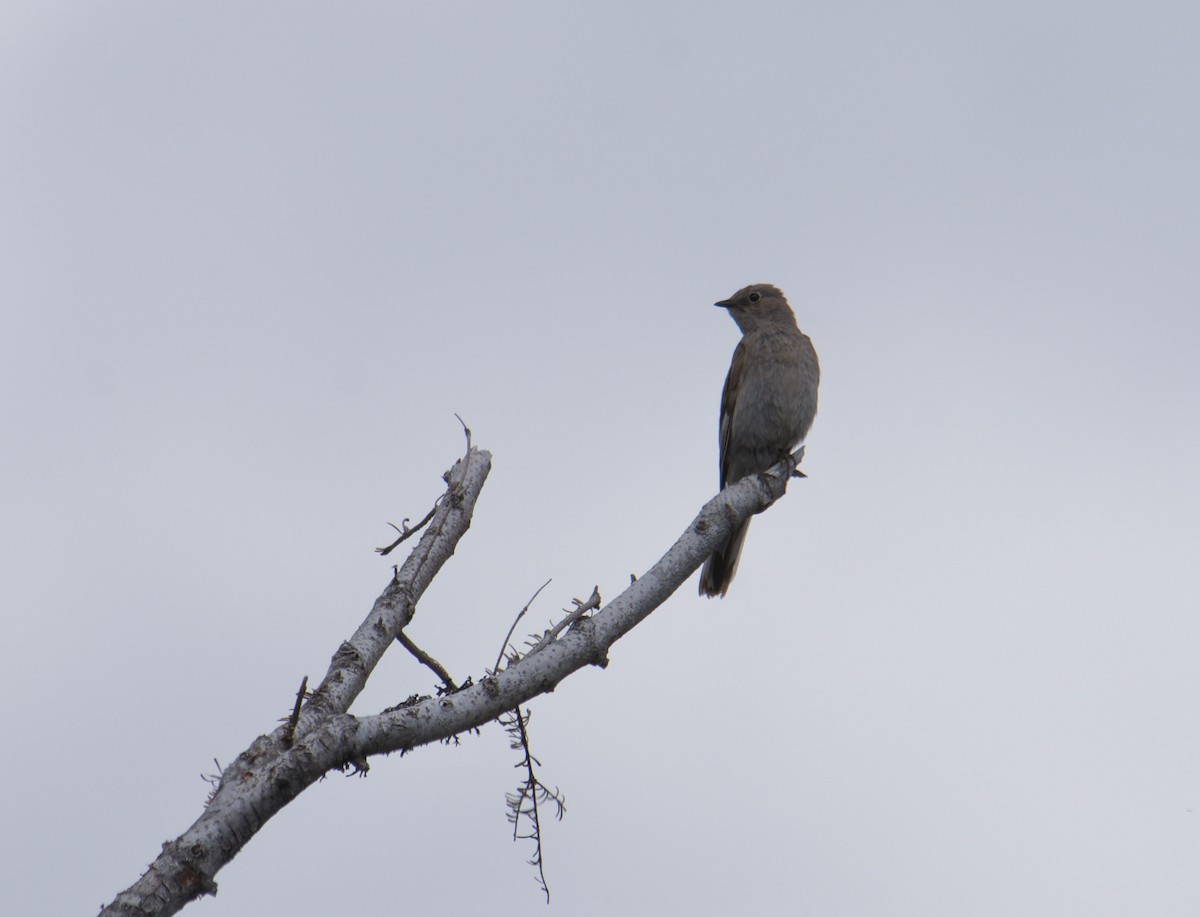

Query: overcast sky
[3,3,1199,915]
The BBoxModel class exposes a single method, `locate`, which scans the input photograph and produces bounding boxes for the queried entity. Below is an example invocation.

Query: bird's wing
[717,338,746,490]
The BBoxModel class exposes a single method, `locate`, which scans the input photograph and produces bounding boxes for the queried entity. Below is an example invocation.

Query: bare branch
[494,579,553,672]
[523,587,601,659]
[100,446,492,917]
[453,412,471,451]
[490,581,589,898]
[375,503,439,555]
[396,631,458,692]
[375,416,476,556]
[502,706,565,903]
[295,447,490,736]
[99,444,804,916]
[343,446,806,760]
[281,676,308,747]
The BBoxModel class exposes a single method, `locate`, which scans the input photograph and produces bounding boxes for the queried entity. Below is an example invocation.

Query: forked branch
[99,443,805,916]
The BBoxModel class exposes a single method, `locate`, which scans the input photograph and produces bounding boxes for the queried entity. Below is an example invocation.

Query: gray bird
[699,283,820,597]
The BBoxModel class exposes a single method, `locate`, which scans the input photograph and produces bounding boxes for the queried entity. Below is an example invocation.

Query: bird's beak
[714,299,731,309]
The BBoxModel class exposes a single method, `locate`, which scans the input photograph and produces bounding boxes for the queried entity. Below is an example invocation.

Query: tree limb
[99,446,491,916]
[99,444,802,916]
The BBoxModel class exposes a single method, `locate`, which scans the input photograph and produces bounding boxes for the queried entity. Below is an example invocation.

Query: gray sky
[3,3,1198,914]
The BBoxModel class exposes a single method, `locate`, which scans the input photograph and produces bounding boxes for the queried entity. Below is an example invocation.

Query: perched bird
[699,283,820,597]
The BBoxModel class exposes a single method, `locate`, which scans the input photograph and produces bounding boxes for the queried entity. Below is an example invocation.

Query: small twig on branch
[525,588,601,658]
[440,413,473,489]
[454,412,472,452]
[377,417,476,556]
[494,579,553,671]
[502,706,565,904]
[282,676,308,746]
[376,503,439,556]
[396,631,458,692]
[201,759,222,804]
[492,583,592,900]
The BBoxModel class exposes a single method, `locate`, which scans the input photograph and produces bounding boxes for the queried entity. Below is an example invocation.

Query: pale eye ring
[748,291,761,304]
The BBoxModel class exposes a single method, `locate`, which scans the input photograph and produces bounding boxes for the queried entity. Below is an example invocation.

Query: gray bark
[99,443,802,916]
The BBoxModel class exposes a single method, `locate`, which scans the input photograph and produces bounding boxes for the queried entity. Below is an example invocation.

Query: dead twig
[454,412,472,452]
[494,579,553,672]
[377,416,474,556]
[525,588,601,658]
[502,706,565,903]
[375,503,440,556]
[282,676,308,746]
[396,631,458,692]
[490,579,567,900]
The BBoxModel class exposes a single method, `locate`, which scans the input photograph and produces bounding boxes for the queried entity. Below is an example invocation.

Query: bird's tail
[698,518,752,598]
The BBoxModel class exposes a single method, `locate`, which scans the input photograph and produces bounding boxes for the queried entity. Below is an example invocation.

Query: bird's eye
[748,291,761,304]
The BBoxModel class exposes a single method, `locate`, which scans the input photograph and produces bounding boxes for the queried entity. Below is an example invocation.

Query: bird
[699,283,820,597]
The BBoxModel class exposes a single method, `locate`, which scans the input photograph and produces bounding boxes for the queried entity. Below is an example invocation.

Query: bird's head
[715,283,797,333]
